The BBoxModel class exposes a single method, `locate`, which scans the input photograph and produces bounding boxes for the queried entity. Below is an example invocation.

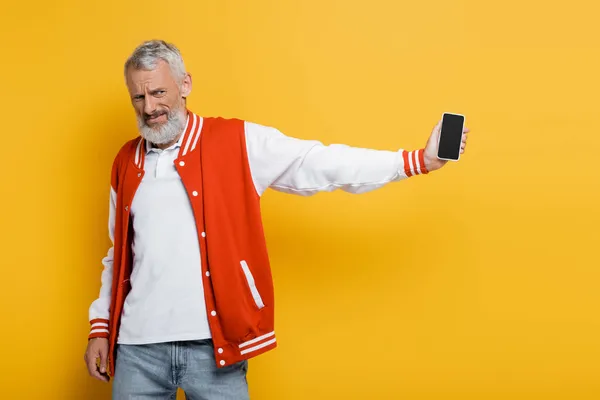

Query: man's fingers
[86,356,98,377]
[86,352,109,382]
[86,353,98,376]
[460,127,469,154]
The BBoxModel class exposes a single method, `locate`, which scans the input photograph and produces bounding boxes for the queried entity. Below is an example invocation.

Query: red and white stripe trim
[134,138,145,169]
[181,113,203,156]
[89,318,110,339]
[402,149,429,177]
[239,331,276,355]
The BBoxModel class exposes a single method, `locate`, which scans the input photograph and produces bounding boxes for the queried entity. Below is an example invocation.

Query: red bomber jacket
[93,115,277,376]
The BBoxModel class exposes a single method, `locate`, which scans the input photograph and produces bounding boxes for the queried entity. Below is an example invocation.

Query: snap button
[137,173,141,177]
[218,348,223,354]
[192,191,198,196]
[125,206,129,211]
[211,311,217,317]
[205,271,210,277]
[201,232,206,238]
[179,161,185,167]
[220,360,225,366]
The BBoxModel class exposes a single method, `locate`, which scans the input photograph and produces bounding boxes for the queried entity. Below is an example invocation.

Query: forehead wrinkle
[131,79,158,96]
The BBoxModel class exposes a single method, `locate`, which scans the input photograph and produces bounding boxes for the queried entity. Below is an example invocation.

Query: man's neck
[154,137,180,150]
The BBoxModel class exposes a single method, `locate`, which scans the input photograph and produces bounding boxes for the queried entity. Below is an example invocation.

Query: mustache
[144,110,168,121]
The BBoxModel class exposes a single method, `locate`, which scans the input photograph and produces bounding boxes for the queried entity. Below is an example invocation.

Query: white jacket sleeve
[87,186,116,339]
[244,121,428,197]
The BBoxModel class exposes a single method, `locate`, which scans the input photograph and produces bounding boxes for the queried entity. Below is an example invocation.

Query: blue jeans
[112,340,249,400]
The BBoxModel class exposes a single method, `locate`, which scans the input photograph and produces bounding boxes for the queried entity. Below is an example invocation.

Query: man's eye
[155,90,166,95]
[133,96,144,101]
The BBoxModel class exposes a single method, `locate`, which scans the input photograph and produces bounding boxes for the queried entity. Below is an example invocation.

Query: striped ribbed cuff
[238,331,276,356]
[89,318,110,339]
[402,149,428,177]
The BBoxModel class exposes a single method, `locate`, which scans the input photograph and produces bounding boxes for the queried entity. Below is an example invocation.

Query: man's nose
[144,96,156,116]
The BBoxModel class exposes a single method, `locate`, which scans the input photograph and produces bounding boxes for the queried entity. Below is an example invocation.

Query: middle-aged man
[84,40,470,399]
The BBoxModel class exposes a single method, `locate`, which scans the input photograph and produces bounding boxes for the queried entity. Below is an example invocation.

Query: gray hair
[124,40,187,83]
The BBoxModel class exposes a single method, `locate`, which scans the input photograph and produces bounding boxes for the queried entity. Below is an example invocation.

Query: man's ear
[181,73,192,98]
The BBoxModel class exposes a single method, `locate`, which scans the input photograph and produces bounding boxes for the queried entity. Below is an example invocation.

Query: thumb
[99,346,108,374]
[426,120,443,152]
[433,119,442,141]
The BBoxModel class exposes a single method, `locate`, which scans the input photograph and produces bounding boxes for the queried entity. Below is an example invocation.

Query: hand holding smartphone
[437,112,465,161]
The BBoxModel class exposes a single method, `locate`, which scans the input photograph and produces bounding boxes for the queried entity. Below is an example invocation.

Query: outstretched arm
[245,119,469,196]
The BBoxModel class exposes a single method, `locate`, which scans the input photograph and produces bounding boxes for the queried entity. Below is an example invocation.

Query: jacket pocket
[240,260,265,310]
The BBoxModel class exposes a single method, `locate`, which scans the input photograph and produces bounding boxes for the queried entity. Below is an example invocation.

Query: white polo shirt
[117,128,208,344]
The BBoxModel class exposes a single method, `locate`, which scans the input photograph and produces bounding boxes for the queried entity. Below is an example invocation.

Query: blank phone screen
[438,113,464,160]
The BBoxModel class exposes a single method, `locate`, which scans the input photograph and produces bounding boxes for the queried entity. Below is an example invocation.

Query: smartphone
[437,112,465,161]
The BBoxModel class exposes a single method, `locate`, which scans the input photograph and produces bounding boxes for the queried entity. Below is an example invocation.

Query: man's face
[126,60,191,145]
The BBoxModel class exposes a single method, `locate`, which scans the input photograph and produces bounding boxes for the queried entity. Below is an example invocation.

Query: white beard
[137,109,186,145]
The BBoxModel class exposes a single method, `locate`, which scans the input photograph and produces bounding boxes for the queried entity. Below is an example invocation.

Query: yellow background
[1,0,599,399]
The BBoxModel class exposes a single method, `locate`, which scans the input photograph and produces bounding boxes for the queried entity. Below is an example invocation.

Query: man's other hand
[84,337,110,382]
